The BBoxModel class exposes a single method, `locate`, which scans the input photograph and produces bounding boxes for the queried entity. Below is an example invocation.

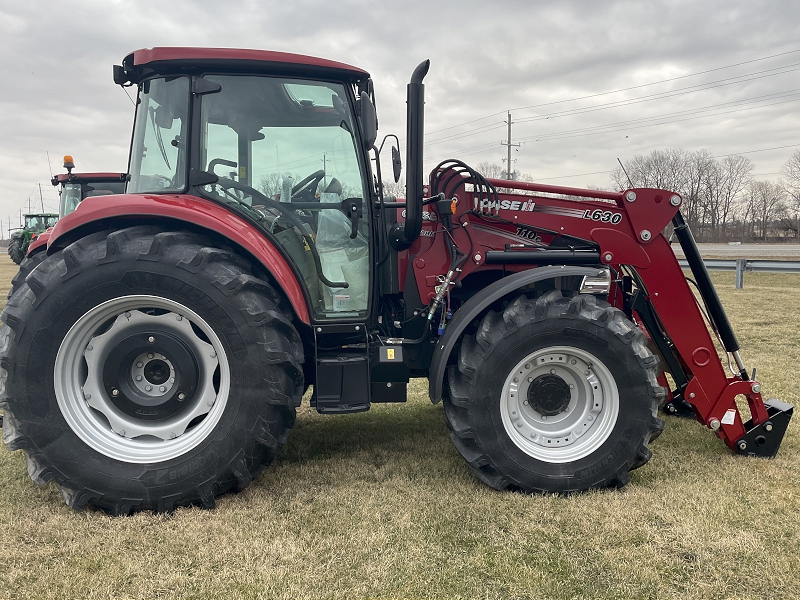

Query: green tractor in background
[7,213,58,264]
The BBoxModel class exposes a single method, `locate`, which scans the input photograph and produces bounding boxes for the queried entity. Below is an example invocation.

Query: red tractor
[0,48,791,514]
[8,157,127,298]
[51,156,128,219]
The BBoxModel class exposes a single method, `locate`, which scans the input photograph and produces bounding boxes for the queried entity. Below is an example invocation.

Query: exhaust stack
[389,59,430,250]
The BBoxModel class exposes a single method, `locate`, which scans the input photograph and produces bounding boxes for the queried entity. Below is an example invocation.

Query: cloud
[0,0,798,222]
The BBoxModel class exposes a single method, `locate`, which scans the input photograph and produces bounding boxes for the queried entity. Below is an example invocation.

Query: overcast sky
[1,0,798,230]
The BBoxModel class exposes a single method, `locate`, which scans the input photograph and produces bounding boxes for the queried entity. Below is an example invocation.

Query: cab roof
[116,47,370,85]
[51,173,128,186]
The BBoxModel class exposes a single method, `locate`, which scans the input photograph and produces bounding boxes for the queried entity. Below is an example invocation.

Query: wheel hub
[528,374,571,416]
[132,354,175,398]
[54,296,230,463]
[500,347,619,463]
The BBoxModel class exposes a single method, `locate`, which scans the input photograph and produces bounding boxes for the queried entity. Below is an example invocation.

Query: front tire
[445,292,665,493]
[0,227,304,514]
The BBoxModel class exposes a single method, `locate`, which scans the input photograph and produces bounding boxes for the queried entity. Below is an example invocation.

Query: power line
[424,64,800,146]
[513,65,800,125]
[423,93,800,156]
[516,96,800,143]
[423,48,800,137]
[713,143,800,158]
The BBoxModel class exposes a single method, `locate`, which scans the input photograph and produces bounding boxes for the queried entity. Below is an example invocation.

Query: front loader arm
[419,171,792,457]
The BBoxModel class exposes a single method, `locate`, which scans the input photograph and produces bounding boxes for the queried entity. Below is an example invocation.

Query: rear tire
[445,291,665,493]
[0,226,304,514]
[7,237,25,265]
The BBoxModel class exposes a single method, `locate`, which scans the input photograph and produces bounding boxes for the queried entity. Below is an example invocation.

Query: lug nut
[178,392,186,401]
[111,388,119,397]
[147,353,154,359]
[136,375,143,382]
[159,386,166,392]
[145,385,152,392]
[148,336,155,343]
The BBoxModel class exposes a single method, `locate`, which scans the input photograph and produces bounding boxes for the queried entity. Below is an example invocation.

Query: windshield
[198,75,370,318]
[128,77,190,193]
[59,181,127,217]
[24,215,57,231]
[60,183,83,217]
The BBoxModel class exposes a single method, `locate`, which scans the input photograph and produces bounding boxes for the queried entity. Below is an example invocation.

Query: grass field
[1,256,799,599]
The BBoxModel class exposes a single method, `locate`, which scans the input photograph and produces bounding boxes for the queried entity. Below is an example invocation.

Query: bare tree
[745,180,786,241]
[612,148,716,237]
[682,150,715,235]
[780,150,800,241]
[702,155,752,241]
[611,148,689,191]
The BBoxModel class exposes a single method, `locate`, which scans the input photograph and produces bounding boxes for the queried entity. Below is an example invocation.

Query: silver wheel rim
[54,295,230,464]
[500,346,619,463]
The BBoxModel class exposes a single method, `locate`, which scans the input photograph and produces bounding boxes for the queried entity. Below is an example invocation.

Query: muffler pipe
[389,59,430,250]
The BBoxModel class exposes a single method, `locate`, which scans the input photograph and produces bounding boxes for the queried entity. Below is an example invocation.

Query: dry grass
[1,257,799,599]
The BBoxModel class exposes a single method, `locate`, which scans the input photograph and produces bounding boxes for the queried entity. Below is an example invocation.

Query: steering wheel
[211,177,349,289]
[214,177,272,207]
[291,170,326,201]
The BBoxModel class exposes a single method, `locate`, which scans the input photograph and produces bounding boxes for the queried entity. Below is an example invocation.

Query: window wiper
[148,107,171,169]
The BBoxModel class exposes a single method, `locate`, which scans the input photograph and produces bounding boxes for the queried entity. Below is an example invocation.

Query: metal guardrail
[677,259,800,288]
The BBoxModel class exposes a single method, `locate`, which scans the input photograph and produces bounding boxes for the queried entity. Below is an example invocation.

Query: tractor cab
[23,214,58,231]
[125,71,373,320]
[51,156,127,218]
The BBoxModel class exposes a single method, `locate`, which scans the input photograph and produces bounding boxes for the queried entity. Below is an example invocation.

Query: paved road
[672,243,800,259]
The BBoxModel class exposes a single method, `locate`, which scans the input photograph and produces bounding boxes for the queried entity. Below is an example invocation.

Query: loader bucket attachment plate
[735,399,793,458]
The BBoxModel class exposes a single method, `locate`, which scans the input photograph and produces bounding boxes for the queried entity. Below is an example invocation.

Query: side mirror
[359,91,377,150]
[391,145,402,183]
[154,105,174,129]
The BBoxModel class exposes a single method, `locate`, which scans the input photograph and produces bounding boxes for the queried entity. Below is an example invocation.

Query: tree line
[386,150,800,243]
[609,148,800,242]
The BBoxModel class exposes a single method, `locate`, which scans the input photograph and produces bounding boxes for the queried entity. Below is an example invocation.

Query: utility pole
[501,111,520,180]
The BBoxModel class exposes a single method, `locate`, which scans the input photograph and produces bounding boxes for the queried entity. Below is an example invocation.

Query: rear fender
[27,230,51,257]
[428,265,602,403]
[47,193,311,324]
